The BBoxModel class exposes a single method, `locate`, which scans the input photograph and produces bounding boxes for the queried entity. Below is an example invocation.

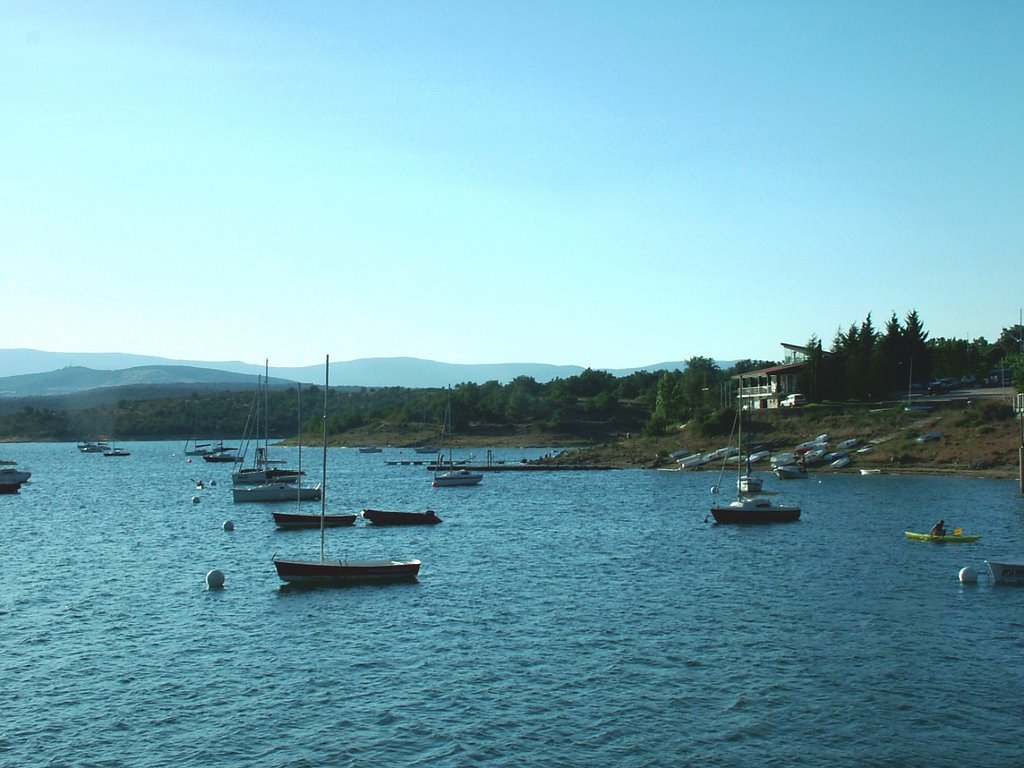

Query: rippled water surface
[2,442,1024,766]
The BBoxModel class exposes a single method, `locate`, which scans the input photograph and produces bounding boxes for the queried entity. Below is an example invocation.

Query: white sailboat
[232,361,319,503]
[431,390,482,487]
[710,396,800,524]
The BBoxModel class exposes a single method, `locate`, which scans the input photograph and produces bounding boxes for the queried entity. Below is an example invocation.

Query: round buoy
[959,566,978,584]
[222,520,235,532]
[205,569,225,589]
[192,495,201,504]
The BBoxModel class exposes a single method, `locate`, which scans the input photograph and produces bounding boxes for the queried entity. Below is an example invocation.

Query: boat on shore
[362,508,442,526]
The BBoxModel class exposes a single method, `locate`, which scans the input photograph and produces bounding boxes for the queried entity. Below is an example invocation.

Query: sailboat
[273,356,421,586]
[232,363,320,503]
[182,408,211,456]
[709,394,800,524]
[431,391,482,487]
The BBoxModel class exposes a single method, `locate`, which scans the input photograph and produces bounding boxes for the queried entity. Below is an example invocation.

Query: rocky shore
[322,395,1023,479]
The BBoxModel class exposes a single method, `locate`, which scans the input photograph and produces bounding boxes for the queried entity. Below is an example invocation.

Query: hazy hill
[0,349,698,395]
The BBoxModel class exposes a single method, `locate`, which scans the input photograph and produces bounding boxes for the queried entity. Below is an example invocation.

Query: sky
[2,1,1021,370]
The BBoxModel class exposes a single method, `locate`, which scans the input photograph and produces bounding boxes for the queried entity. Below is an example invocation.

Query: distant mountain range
[0,348,700,399]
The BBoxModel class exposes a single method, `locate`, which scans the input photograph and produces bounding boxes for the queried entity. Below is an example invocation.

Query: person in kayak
[930,519,946,537]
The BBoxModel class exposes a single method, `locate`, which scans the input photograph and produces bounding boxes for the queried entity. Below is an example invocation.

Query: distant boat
[737,474,763,494]
[773,462,807,480]
[432,468,483,487]
[358,447,383,453]
[78,441,109,453]
[362,508,442,526]
[432,392,482,487]
[232,363,317,502]
[103,445,130,457]
[273,356,421,587]
[201,442,240,462]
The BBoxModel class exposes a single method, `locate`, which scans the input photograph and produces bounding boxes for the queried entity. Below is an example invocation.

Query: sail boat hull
[432,470,482,487]
[273,511,356,529]
[711,498,801,524]
[274,558,421,585]
[232,483,322,503]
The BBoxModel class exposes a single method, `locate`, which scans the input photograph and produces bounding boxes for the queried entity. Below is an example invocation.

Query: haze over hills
[0,348,708,398]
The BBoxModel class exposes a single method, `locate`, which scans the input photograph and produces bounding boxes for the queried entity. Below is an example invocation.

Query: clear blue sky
[2,2,1021,369]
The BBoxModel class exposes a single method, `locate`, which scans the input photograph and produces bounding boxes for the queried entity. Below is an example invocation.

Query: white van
[781,393,806,407]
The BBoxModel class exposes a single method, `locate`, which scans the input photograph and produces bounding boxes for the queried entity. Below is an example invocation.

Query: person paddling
[930,519,946,537]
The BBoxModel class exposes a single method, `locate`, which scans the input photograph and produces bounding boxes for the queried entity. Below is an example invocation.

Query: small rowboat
[904,531,981,543]
[362,508,442,526]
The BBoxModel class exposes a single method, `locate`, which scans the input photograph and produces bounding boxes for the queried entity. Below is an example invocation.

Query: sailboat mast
[264,359,270,464]
[736,387,743,494]
[295,382,302,506]
[320,355,329,562]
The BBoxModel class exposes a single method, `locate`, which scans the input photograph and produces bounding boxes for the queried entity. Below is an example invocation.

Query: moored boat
[0,482,22,494]
[274,558,421,585]
[273,510,356,529]
[773,462,807,480]
[0,467,31,483]
[233,482,322,503]
[737,475,763,494]
[710,496,801,524]
[362,508,442,526]
[710,405,800,524]
[432,468,483,487]
[273,355,422,587]
[985,560,1024,585]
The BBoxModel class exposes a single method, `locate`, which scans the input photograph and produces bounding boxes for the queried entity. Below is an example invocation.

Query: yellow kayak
[905,531,981,543]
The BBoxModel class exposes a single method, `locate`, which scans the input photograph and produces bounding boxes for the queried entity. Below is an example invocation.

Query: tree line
[1,310,1020,442]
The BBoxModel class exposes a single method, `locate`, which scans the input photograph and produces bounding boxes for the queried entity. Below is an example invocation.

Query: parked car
[781,393,807,407]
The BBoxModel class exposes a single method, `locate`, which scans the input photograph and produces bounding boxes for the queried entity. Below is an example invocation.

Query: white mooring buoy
[205,569,226,589]
[959,565,978,584]
[222,520,235,532]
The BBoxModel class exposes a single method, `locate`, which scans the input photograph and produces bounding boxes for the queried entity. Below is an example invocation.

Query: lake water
[2,441,1024,767]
